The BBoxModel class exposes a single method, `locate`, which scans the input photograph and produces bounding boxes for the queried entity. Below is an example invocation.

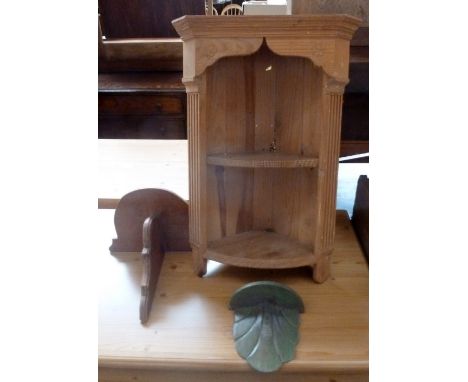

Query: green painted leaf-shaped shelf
[229,281,305,373]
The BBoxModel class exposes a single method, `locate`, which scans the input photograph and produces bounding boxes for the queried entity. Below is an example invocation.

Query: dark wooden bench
[98,73,186,139]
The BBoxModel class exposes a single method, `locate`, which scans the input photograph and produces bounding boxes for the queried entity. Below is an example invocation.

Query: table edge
[98,356,369,374]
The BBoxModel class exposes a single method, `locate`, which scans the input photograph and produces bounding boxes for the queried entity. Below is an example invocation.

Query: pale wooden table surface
[98,139,189,203]
[98,209,368,381]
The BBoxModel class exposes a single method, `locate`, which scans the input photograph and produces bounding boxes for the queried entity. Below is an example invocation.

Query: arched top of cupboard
[172,15,361,83]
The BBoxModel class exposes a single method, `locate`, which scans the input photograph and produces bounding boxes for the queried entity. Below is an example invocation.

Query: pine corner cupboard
[172,15,360,282]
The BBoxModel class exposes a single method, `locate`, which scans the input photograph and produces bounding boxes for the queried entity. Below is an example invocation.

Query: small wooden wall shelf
[173,15,360,282]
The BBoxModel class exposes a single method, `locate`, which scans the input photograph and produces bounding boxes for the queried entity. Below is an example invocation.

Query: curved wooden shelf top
[207,152,319,168]
[206,230,315,269]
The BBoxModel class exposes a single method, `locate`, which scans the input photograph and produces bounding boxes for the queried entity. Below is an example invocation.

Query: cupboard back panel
[204,47,324,247]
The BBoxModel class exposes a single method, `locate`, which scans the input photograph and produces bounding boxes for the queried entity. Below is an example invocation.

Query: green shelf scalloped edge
[229,281,305,373]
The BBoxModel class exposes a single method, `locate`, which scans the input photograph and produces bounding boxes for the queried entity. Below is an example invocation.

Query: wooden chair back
[206,3,219,15]
[221,4,243,15]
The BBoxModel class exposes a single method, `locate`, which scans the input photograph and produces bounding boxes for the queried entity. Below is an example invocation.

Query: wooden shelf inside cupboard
[173,15,360,282]
[207,152,319,168]
[207,230,315,269]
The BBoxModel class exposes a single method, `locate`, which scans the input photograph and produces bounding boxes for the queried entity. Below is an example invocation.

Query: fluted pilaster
[186,82,206,252]
[316,80,345,254]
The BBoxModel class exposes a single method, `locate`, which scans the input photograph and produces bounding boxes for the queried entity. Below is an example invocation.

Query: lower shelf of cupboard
[205,231,315,269]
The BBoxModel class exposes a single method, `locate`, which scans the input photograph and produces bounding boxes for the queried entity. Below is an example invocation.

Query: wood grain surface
[98,209,368,381]
[172,15,361,40]
[352,175,369,260]
[110,189,190,253]
[99,38,184,72]
[98,72,185,93]
[207,153,319,168]
[99,0,205,38]
[99,94,184,115]
[292,0,369,26]
[207,230,315,268]
[98,140,189,202]
[140,214,166,324]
